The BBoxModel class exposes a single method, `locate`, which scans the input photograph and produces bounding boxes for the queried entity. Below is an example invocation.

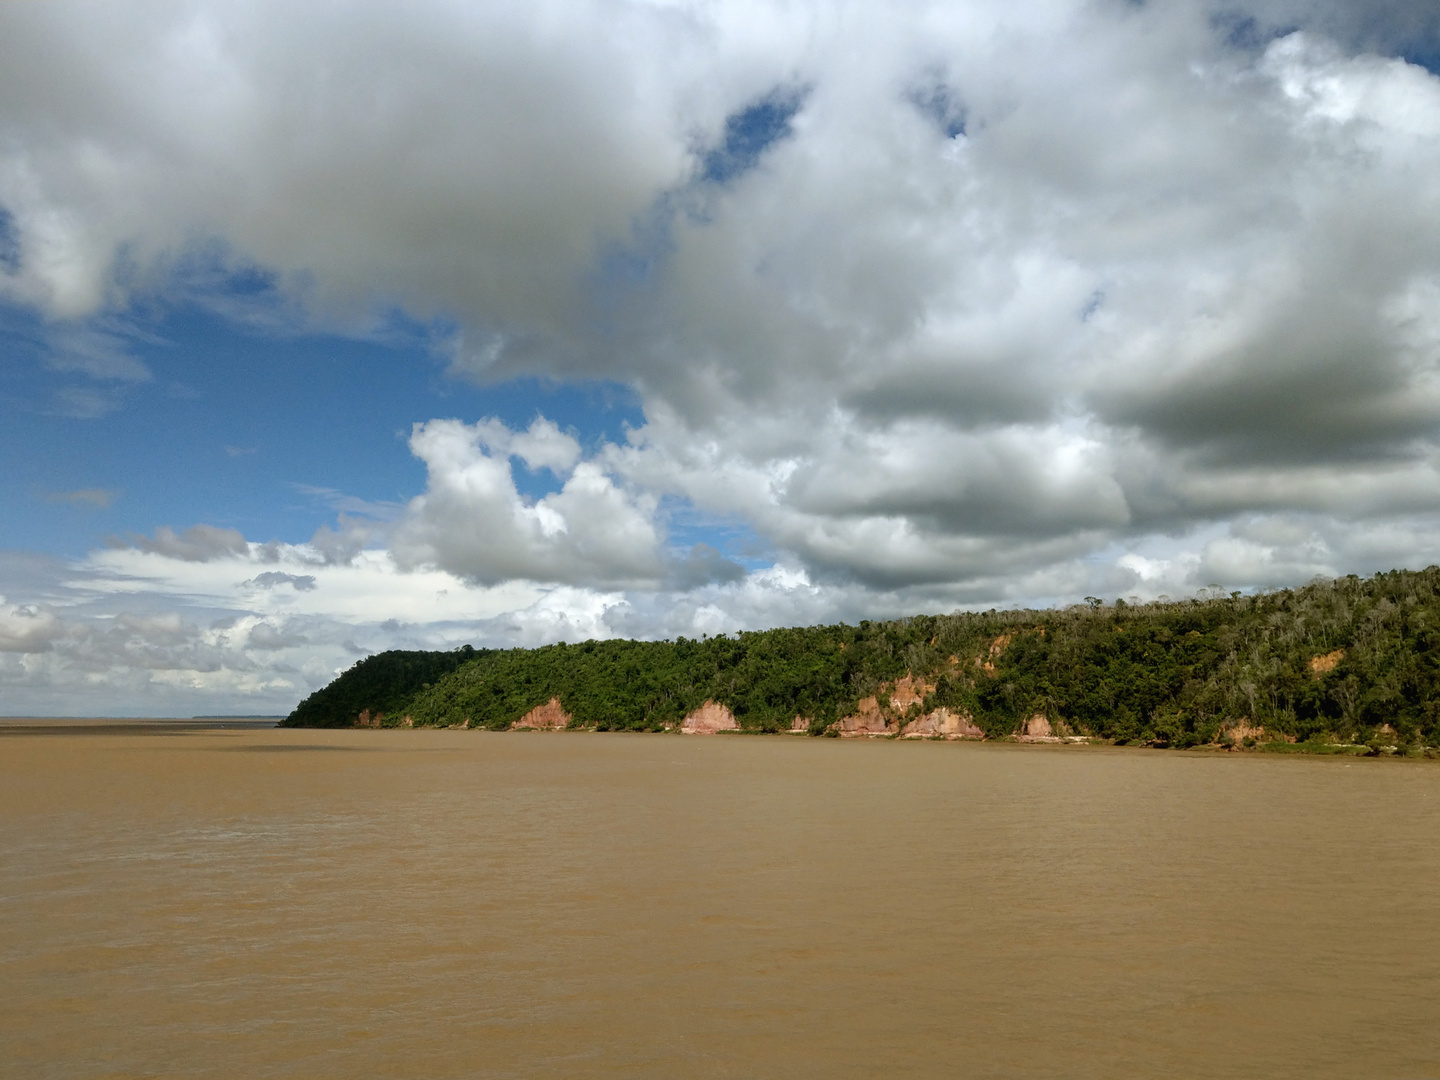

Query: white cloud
[0,596,63,653]
[0,541,630,715]
[5,1,1440,714]
[9,504,1440,715]
[473,416,582,476]
[391,417,664,587]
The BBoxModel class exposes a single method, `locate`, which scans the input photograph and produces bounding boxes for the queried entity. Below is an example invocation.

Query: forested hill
[284,648,479,729]
[282,567,1440,748]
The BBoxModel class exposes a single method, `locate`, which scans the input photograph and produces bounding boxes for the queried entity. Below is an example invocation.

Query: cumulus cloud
[4,0,1440,715]
[391,417,663,587]
[10,507,1440,715]
[0,540,638,714]
[471,417,581,475]
[0,0,705,325]
[0,596,62,653]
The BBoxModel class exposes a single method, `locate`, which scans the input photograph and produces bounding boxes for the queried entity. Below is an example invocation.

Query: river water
[3,725,1439,1079]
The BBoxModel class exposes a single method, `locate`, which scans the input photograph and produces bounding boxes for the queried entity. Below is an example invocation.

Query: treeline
[282,567,1440,747]
[284,647,479,729]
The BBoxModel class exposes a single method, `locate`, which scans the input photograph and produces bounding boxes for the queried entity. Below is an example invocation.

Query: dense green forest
[284,647,479,728]
[282,567,1440,749]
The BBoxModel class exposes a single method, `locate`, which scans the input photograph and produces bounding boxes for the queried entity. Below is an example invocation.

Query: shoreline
[4,716,1430,757]
[0,717,281,734]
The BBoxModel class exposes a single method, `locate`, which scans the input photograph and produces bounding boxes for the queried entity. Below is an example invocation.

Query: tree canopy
[283,567,1440,747]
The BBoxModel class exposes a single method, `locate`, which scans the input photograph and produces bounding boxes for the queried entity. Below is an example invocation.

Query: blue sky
[1,298,647,556]
[3,0,1440,714]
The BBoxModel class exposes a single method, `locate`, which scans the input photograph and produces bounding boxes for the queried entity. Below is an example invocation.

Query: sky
[3,0,1440,716]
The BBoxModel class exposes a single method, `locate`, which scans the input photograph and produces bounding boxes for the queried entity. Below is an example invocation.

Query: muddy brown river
[3,724,1439,1079]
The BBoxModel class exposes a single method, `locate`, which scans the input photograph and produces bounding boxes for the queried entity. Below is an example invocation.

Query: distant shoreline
[193,714,286,719]
[0,717,281,732]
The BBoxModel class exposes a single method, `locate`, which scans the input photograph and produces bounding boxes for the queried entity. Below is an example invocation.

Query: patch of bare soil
[1309,649,1345,676]
[1221,720,1281,747]
[1017,714,1063,742]
[512,698,571,731]
[975,633,1013,676]
[681,700,739,734]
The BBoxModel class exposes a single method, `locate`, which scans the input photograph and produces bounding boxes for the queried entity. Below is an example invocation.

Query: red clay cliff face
[512,698,571,730]
[833,674,945,737]
[900,708,984,739]
[887,675,934,711]
[681,700,739,734]
[835,695,893,736]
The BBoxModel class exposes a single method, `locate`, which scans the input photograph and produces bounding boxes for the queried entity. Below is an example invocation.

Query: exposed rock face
[1223,720,1266,746]
[513,697,571,730]
[681,700,739,734]
[1014,714,1064,742]
[900,708,984,739]
[1309,649,1345,675]
[835,695,893,736]
[1023,714,1052,738]
[789,715,810,734]
[833,674,946,737]
[887,675,934,711]
[975,633,1012,676]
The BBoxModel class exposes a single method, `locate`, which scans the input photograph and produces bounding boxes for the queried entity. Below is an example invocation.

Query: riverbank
[284,568,1440,749]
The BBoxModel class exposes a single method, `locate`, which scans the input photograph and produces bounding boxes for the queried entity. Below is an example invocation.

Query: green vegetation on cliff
[282,567,1440,747]
[284,647,480,728]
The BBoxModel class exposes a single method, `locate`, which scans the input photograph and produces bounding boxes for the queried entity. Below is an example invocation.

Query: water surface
[3,726,1438,1078]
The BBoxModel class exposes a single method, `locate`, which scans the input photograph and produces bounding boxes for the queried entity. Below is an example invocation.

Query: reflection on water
[3,727,1439,1079]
